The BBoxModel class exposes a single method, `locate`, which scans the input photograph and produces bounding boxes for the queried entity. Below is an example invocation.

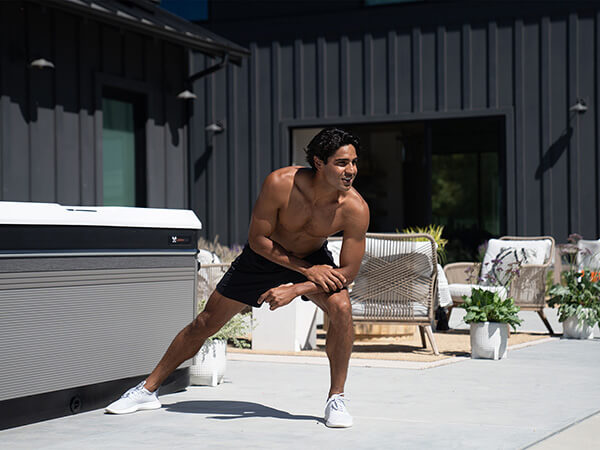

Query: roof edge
[35,0,249,63]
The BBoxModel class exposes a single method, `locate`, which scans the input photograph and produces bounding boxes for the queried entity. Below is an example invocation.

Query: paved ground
[2,335,599,449]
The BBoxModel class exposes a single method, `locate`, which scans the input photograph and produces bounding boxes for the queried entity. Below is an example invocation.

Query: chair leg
[537,309,554,335]
[422,325,440,356]
[419,326,427,348]
[446,305,453,323]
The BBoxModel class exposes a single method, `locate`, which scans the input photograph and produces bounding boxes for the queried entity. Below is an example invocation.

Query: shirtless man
[105,128,370,428]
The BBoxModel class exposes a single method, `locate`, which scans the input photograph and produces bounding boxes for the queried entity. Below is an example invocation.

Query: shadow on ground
[163,400,322,422]
[349,343,470,358]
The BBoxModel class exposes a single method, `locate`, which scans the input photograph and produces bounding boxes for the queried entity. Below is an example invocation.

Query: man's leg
[307,290,354,398]
[106,291,245,414]
[144,290,246,391]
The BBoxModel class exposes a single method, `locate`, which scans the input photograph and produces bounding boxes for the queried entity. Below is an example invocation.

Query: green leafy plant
[400,224,448,264]
[197,297,253,348]
[548,270,600,327]
[459,289,523,331]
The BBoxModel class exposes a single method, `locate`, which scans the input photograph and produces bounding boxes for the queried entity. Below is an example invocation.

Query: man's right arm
[247,171,345,292]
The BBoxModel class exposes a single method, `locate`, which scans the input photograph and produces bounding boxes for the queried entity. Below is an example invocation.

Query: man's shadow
[163,400,322,423]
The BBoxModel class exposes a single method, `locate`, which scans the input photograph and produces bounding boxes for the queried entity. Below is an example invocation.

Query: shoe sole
[105,400,162,415]
[325,420,353,428]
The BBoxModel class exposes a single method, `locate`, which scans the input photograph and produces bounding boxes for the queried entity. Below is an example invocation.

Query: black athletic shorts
[215,242,341,307]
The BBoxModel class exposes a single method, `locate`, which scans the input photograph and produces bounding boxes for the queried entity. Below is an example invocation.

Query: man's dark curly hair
[305,128,360,169]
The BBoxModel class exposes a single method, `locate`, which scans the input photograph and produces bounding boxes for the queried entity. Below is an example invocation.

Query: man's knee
[326,291,352,322]
[190,311,222,339]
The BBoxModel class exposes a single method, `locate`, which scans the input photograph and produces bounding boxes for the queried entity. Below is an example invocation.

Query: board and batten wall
[0,1,189,210]
[191,1,600,245]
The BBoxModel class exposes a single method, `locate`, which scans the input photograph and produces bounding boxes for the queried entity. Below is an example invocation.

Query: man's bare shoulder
[341,188,370,230]
[262,166,303,192]
[343,188,369,214]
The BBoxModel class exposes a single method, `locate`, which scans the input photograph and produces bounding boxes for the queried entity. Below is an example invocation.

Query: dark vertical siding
[28,5,56,202]
[145,36,166,208]
[548,18,568,240]
[421,28,436,112]
[55,10,80,205]
[326,40,340,118]
[0,1,189,211]
[2,2,30,201]
[471,25,487,109]
[577,15,597,239]
[197,2,600,245]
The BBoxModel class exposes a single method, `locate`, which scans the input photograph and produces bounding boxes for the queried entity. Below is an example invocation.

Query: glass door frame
[283,110,509,237]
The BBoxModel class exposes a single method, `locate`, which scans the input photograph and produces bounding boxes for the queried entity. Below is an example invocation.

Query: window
[290,116,504,261]
[101,90,146,206]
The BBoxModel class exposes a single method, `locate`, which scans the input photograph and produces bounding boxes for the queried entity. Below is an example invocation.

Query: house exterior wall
[192,1,600,245]
[0,1,189,209]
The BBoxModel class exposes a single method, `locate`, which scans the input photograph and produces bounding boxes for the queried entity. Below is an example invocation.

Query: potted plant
[192,240,250,386]
[548,270,600,339]
[548,234,600,339]
[459,289,522,359]
[190,296,252,386]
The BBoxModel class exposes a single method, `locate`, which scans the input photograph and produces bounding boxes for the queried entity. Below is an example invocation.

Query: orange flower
[580,270,600,282]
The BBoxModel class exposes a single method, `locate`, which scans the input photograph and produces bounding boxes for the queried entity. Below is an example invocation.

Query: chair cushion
[437,263,453,308]
[448,283,508,300]
[481,239,552,285]
[326,239,343,266]
[577,239,600,270]
[351,301,429,318]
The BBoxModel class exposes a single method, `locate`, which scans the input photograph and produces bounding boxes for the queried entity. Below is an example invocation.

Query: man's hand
[302,265,346,292]
[258,283,298,310]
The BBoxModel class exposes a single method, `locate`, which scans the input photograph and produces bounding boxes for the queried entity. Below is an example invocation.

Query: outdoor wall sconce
[569,98,588,113]
[177,53,229,100]
[29,58,55,69]
[205,121,224,133]
[177,89,197,100]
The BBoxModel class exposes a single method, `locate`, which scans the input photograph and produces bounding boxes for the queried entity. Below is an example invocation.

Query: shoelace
[328,394,349,412]
[123,382,148,399]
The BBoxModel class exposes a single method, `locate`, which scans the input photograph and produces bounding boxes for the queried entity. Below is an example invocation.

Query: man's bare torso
[268,166,362,258]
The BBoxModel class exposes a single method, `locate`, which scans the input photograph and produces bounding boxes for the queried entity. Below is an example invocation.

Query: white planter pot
[470,322,508,360]
[562,315,595,339]
[190,339,227,386]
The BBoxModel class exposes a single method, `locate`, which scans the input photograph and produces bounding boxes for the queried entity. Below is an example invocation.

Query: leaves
[458,288,522,331]
[548,269,600,327]
[400,224,448,264]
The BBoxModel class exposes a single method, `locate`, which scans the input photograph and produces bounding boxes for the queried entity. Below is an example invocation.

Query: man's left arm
[259,200,369,310]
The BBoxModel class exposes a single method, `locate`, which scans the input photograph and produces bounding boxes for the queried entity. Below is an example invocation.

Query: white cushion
[326,239,343,266]
[448,283,508,300]
[351,301,429,318]
[437,263,453,307]
[577,239,600,270]
[481,239,552,283]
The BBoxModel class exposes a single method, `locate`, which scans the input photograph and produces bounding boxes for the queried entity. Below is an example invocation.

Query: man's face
[317,144,358,192]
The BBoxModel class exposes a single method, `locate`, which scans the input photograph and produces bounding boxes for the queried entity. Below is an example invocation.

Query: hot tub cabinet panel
[0,202,202,429]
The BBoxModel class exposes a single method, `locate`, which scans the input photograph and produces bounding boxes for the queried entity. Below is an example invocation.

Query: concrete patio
[2,330,598,449]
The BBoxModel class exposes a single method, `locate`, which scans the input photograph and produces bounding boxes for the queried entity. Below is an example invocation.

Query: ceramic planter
[470,322,508,360]
[190,339,227,386]
[562,314,595,339]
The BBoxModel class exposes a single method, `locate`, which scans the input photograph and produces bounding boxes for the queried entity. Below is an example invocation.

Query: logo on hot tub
[169,235,191,245]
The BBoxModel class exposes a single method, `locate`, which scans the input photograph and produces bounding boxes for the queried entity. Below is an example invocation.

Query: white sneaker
[324,393,353,428]
[105,381,161,414]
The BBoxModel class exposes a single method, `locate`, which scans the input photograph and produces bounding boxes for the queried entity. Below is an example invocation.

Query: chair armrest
[443,262,481,284]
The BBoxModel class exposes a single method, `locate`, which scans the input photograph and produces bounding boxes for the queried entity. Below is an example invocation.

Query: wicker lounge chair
[444,236,555,334]
[332,233,440,355]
